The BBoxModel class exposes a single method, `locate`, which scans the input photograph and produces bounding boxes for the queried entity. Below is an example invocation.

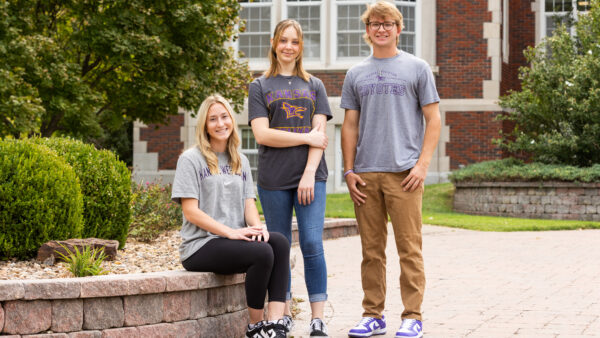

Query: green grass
[256,183,600,232]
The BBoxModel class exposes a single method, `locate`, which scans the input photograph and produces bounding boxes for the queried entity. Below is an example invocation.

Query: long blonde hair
[264,19,311,82]
[195,94,242,175]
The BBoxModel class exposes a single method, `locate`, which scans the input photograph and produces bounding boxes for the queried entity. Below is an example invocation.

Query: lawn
[256,183,600,232]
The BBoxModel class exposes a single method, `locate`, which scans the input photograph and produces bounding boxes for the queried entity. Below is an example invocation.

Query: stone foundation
[453,181,600,221]
[0,271,247,337]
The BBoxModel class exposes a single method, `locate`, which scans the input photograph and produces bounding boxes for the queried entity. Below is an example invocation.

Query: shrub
[449,158,600,183]
[30,137,132,248]
[55,244,108,277]
[130,181,182,242]
[0,139,83,259]
[497,0,600,166]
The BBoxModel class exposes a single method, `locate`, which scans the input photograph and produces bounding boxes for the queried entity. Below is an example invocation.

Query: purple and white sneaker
[395,319,423,338]
[348,315,386,337]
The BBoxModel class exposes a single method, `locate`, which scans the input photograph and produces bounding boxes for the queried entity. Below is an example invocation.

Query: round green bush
[30,137,132,249]
[0,140,83,259]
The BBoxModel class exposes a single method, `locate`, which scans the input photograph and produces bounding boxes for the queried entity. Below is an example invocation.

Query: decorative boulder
[37,238,119,263]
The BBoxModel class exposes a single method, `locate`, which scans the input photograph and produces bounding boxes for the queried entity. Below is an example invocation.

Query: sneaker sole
[348,328,387,337]
[395,332,423,338]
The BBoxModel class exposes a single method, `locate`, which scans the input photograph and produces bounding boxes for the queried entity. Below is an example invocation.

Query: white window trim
[502,0,509,63]
[539,0,588,40]
[238,1,277,71]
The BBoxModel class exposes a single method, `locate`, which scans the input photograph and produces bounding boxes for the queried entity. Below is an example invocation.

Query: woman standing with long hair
[171,94,289,338]
[248,19,332,337]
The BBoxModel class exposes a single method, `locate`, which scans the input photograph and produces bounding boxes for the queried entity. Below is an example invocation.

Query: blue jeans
[257,181,328,303]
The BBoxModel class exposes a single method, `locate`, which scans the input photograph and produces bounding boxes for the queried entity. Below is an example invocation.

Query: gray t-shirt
[341,51,440,173]
[171,148,255,262]
[248,75,332,190]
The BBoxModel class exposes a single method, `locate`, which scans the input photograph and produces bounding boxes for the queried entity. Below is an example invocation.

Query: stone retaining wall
[453,182,600,220]
[0,271,248,337]
[0,219,359,337]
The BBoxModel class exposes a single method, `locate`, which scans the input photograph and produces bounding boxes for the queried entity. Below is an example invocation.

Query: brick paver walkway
[289,225,600,337]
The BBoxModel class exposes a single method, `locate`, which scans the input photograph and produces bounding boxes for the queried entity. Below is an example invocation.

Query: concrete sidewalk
[288,224,600,337]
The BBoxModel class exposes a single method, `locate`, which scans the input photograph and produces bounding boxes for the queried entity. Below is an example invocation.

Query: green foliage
[449,159,600,183]
[55,244,108,277]
[497,0,600,166]
[30,137,132,249]
[0,139,83,259]
[0,0,251,154]
[130,181,181,242]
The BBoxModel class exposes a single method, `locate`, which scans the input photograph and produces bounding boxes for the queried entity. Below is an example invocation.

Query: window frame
[282,0,326,64]
[540,0,589,38]
[238,1,276,70]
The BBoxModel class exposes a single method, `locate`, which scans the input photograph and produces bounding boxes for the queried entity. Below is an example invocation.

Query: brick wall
[437,0,491,98]
[501,0,535,95]
[140,114,184,170]
[312,71,346,97]
[446,111,503,169]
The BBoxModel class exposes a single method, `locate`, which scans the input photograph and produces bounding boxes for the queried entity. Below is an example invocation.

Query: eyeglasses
[368,21,396,31]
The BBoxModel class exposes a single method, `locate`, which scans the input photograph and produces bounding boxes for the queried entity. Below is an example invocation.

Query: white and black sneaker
[282,314,294,334]
[310,318,329,337]
[246,321,266,338]
[263,319,288,338]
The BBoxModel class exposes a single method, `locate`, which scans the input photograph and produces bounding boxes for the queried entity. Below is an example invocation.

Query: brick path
[289,225,600,337]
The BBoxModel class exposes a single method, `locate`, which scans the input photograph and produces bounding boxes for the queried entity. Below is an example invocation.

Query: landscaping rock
[37,238,119,263]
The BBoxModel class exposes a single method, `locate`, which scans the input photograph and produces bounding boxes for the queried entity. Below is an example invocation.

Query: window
[240,127,259,183]
[544,0,590,37]
[286,0,323,60]
[239,1,272,59]
[336,1,370,58]
[396,0,417,55]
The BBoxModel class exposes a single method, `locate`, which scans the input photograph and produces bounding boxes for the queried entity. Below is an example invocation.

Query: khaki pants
[354,171,425,320]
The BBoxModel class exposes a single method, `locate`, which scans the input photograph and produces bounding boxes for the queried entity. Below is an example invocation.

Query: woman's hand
[225,227,264,241]
[251,225,270,242]
[298,170,316,205]
[306,122,328,149]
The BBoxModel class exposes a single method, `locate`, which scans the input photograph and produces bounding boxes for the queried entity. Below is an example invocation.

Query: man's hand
[345,172,367,206]
[401,164,427,192]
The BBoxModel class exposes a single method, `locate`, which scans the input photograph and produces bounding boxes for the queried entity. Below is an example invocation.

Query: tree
[497,0,600,167]
[0,0,251,154]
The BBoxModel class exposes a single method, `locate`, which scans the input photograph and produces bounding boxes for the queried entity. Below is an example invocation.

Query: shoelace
[358,317,375,328]
[399,319,417,329]
[311,319,325,331]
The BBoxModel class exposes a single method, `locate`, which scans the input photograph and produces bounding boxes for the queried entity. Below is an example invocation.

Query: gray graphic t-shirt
[171,148,255,262]
[248,75,332,190]
[341,51,440,173]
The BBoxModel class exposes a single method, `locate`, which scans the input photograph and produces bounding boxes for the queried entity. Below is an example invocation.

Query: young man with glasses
[341,1,441,337]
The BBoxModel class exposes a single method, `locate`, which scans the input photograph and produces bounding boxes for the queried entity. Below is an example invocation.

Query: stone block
[207,287,228,316]
[197,310,248,338]
[137,323,176,338]
[163,291,191,322]
[2,300,51,335]
[69,331,102,338]
[52,299,83,332]
[541,196,550,205]
[227,283,246,313]
[587,205,597,214]
[22,333,69,337]
[557,205,570,214]
[100,327,138,338]
[570,205,586,215]
[190,289,208,319]
[544,204,557,214]
[161,271,201,292]
[83,297,124,330]
[125,275,165,295]
[80,276,128,298]
[0,303,3,332]
[173,320,200,338]
[0,281,24,301]
[123,294,163,326]
[23,279,80,300]
[510,196,517,204]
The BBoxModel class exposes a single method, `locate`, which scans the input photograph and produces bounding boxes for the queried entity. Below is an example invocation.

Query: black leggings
[182,232,289,309]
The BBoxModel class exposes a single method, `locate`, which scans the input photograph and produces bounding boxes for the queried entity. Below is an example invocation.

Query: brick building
[133,0,586,193]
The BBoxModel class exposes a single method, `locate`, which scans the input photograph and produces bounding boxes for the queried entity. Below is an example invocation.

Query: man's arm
[342,109,367,205]
[401,102,441,192]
